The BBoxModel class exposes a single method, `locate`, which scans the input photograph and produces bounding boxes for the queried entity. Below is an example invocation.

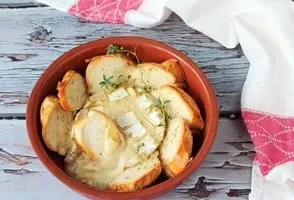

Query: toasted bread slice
[109,152,161,191]
[86,54,134,94]
[57,70,88,111]
[161,59,185,84]
[72,109,123,160]
[40,96,74,156]
[160,118,192,177]
[130,62,184,88]
[154,85,204,129]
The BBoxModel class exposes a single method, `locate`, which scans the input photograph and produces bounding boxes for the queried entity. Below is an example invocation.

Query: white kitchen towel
[37,0,294,199]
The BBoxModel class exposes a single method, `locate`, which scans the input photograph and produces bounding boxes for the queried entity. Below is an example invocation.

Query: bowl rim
[26,36,219,199]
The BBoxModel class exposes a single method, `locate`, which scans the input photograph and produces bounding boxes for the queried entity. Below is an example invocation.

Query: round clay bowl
[26,36,219,200]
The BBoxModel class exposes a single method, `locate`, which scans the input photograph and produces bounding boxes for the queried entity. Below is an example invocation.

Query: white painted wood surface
[0,2,253,200]
[0,7,249,114]
[0,119,252,200]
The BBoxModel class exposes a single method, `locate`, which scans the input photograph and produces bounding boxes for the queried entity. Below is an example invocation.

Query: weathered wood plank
[0,7,249,115]
[0,0,36,2]
[0,0,44,8]
[0,118,252,199]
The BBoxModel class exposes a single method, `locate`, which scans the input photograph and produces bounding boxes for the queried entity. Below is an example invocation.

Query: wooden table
[0,1,254,199]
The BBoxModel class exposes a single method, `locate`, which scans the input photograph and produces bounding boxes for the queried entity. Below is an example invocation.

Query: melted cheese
[66,86,165,189]
[135,95,152,109]
[65,148,125,189]
[108,87,129,101]
[116,112,138,128]
[147,110,162,126]
[134,135,157,156]
[135,95,163,126]
[124,122,146,137]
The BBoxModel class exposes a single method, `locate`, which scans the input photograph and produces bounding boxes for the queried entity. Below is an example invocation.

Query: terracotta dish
[26,36,218,200]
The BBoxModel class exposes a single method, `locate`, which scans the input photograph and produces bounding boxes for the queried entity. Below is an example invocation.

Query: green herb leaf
[142,85,154,94]
[99,74,116,89]
[163,100,171,106]
[106,44,122,54]
[151,97,169,109]
[150,97,171,126]
[106,44,140,63]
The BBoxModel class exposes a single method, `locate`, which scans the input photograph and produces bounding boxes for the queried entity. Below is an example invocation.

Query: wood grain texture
[0,0,37,2]
[0,7,249,115]
[0,0,45,8]
[0,3,252,200]
[0,119,253,199]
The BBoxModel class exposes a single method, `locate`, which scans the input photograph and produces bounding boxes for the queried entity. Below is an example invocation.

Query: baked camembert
[40,45,204,191]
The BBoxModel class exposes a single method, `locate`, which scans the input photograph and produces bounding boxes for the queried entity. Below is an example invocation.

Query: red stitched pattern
[68,0,143,23]
[243,111,294,175]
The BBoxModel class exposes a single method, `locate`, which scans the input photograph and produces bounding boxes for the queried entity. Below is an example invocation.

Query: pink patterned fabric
[68,0,143,23]
[243,110,294,175]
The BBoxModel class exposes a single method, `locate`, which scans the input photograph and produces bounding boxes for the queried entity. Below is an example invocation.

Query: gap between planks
[0,112,241,120]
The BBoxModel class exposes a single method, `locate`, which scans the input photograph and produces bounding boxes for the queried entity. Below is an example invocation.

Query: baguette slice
[86,54,134,94]
[109,152,161,192]
[40,96,74,156]
[155,85,204,129]
[72,109,123,160]
[160,118,193,177]
[161,59,185,84]
[130,62,185,88]
[57,70,88,111]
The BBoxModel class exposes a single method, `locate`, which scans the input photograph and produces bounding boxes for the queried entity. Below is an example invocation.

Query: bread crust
[161,59,185,84]
[173,86,204,130]
[40,96,59,153]
[109,159,162,192]
[40,95,59,127]
[72,110,123,160]
[162,123,193,177]
[57,70,87,111]
[85,53,135,65]
[163,85,204,130]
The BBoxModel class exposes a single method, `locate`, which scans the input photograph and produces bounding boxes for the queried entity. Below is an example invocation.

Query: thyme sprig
[150,97,171,126]
[106,44,124,54]
[106,44,140,63]
[99,74,118,89]
[151,98,170,110]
